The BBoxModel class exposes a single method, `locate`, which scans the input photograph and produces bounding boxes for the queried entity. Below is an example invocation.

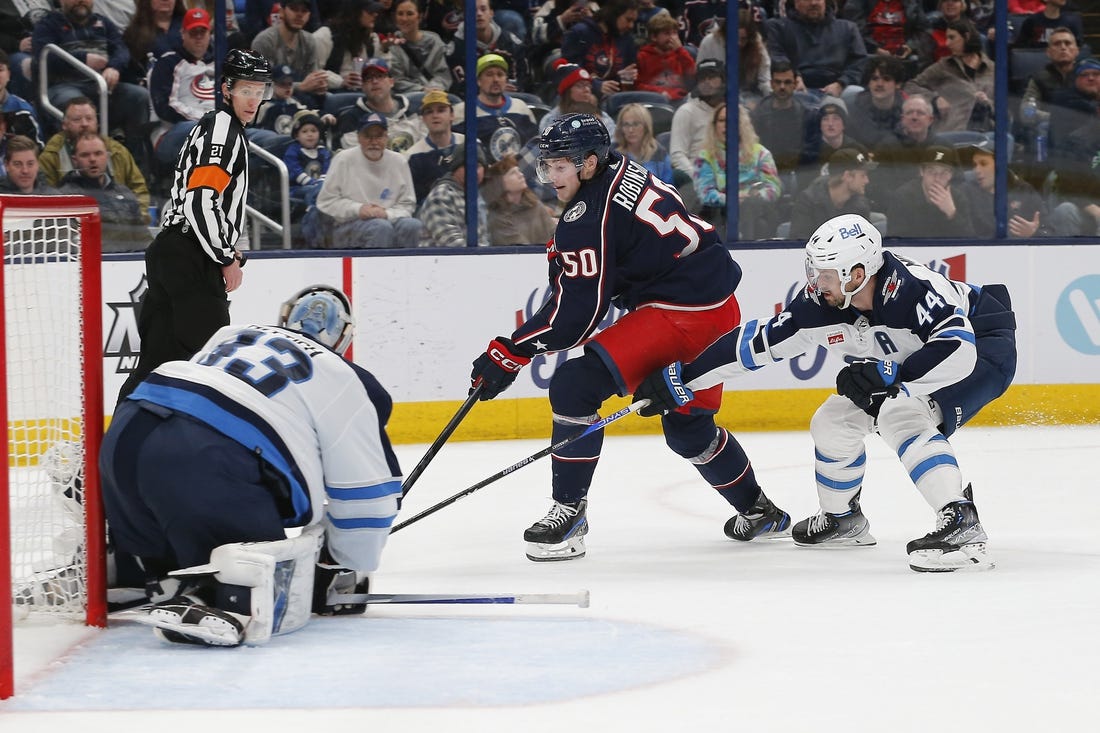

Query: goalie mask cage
[0,195,105,699]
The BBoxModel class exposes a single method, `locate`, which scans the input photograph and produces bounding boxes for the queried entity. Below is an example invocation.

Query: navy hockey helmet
[279,285,354,355]
[223,49,274,100]
[536,113,611,184]
[805,214,884,309]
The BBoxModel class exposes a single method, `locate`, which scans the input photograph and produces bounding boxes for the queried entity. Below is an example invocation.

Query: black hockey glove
[633,362,695,417]
[470,337,532,401]
[836,358,901,417]
[312,546,369,615]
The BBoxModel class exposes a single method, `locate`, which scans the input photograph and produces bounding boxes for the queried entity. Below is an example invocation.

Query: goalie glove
[470,337,533,401]
[632,362,695,417]
[836,358,901,417]
[312,551,370,616]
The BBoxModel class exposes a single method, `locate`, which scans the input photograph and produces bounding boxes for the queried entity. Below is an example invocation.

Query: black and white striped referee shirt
[161,108,249,265]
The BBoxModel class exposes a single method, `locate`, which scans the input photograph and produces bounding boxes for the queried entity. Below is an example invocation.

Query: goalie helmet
[222,49,274,99]
[536,113,611,184]
[279,286,354,355]
[804,213,884,309]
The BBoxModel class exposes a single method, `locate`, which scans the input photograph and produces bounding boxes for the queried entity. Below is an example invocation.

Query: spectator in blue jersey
[101,285,400,646]
[635,213,1016,573]
[452,53,539,161]
[316,112,423,248]
[117,50,273,402]
[284,109,332,211]
[32,0,152,169]
[404,88,464,205]
[468,113,791,562]
[147,7,216,169]
[561,0,639,97]
[0,49,43,148]
[613,102,673,185]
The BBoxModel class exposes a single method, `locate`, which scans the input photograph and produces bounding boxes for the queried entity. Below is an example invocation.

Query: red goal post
[0,195,106,699]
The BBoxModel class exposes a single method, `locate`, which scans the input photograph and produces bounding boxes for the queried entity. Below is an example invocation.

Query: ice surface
[4,426,1098,732]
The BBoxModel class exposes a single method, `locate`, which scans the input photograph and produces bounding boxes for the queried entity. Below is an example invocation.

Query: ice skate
[136,597,246,647]
[723,491,792,541]
[907,485,994,572]
[792,493,876,547]
[524,499,588,561]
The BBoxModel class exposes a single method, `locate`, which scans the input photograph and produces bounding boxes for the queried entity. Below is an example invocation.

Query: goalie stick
[400,385,482,499]
[390,400,650,533]
[327,590,590,607]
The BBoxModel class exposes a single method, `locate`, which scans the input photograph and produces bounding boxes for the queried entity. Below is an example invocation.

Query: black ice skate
[723,491,792,541]
[136,597,247,647]
[907,484,993,572]
[525,499,588,562]
[792,493,876,547]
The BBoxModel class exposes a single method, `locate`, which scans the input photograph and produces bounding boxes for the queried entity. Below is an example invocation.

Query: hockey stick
[390,399,650,533]
[401,385,482,499]
[328,590,590,607]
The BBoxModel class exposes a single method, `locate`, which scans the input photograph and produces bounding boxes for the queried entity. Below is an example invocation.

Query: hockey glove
[633,362,695,417]
[836,358,901,416]
[470,337,532,401]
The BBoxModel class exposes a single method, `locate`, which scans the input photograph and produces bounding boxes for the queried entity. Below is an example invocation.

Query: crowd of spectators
[1,0,1098,248]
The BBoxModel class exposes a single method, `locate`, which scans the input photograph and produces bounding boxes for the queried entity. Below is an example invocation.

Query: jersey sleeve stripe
[328,515,395,529]
[326,480,402,500]
[187,164,231,193]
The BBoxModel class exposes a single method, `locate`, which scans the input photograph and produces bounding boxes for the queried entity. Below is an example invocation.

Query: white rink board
[97,244,1100,411]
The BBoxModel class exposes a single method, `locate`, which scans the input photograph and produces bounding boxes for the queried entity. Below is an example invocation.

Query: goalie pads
[156,524,325,645]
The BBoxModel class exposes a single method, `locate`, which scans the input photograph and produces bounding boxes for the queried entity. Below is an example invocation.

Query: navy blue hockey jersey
[512,152,740,353]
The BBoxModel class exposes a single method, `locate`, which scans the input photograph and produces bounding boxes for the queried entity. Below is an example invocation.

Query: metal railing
[37,44,108,133]
[244,142,291,250]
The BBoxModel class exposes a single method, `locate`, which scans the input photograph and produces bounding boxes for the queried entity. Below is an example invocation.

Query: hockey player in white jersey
[634,214,1017,572]
[99,286,402,645]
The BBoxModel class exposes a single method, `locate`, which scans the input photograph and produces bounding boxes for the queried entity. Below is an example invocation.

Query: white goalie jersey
[128,324,402,572]
[683,251,982,398]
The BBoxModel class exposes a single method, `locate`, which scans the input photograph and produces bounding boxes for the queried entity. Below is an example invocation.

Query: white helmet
[278,285,354,355]
[804,214,884,309]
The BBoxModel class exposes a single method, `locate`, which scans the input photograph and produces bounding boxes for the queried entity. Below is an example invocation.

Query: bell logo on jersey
[563,201,587,222]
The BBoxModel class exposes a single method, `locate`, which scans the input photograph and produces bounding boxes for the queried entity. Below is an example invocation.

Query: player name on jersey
[611,159,649,212]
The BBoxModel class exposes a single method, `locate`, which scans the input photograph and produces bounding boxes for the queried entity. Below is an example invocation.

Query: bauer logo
[1055,274,1100,355]
[103,276,148,373]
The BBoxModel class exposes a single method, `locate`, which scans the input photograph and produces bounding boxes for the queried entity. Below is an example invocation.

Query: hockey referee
[118,49,273,403]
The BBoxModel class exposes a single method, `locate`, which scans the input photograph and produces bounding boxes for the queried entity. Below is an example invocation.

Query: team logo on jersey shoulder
[563,201,587,222]
[880,270,903,303]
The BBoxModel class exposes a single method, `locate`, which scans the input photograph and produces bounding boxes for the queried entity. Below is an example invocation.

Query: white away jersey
[128,324,402,572]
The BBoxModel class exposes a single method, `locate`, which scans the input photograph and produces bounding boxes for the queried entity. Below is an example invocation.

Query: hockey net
[0,195,105,699]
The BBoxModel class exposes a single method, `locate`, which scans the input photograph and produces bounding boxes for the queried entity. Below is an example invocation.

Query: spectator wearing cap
[886,143,975,237]
[905,18,994,133]
[445,0,529,96]
[635,12,695,104]
[799,98,869,192]
[243,0,321,42]
[960,138,1050,238]
[147,7,216,169]
[539,60,615,136]
[386,0,452,95]
[561,0,639,97]
[670,58,727,186]
[751,60,809,188]
[335,57,426,152]
[404,88,465,204]
[284,109,332,210]
[420,141,490,247]
[453,53,539,160]
[764,0,869,99]
[789,147,877,239]
[251,0,329,107]
[316,112,423,248]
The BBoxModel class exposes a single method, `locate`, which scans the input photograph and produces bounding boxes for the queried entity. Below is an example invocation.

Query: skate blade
[909,543,995,573]
[793,532,877,548]
[526,537,586,562]
[135,606,245,647]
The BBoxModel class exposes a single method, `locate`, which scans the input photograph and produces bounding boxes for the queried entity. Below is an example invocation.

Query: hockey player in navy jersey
[635,214,1017,572]
[469,113,790,562]
[100,286,402,645]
